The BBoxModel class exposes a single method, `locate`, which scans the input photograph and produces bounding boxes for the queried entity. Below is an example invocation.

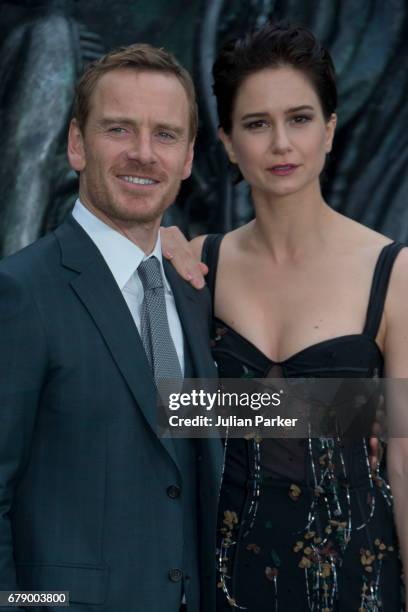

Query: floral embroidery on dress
[217,510,242,607]
[217,434,401,611]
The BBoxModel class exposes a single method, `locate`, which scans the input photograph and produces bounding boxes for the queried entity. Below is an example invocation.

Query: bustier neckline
[213,316,383,366]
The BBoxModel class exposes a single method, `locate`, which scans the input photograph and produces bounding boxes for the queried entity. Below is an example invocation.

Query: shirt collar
[72,199,170,291]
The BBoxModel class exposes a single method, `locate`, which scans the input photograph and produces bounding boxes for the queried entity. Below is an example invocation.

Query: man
[0,44,222,611]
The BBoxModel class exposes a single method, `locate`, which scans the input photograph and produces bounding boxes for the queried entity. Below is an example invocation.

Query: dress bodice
[203,233,402,379]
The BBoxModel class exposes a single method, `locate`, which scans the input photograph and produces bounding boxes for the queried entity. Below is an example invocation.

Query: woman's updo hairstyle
[212,21,337,133]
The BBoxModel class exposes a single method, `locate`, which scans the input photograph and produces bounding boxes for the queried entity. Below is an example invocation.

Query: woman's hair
[212,21,337,133]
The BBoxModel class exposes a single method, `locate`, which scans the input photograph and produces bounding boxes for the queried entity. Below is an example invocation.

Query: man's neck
[79,197,160,255]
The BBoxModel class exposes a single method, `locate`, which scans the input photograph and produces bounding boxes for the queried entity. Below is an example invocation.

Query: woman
[163,22,408,611]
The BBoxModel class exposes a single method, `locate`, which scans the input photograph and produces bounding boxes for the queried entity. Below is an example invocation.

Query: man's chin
[107,202,170,227]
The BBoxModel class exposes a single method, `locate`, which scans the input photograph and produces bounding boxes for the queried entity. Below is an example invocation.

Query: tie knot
[138,256,163,290]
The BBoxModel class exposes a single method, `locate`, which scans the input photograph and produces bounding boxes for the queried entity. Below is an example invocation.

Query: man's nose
[126,132,157,165]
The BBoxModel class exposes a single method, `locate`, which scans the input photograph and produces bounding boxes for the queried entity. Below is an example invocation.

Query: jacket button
[168,568,183,582]
[167,484,181,499]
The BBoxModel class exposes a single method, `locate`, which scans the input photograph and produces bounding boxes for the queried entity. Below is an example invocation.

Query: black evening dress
[202,234,404,612]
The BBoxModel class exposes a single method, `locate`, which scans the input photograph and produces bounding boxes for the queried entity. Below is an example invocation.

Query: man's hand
[369,436,382,472]
[161,226,208,289]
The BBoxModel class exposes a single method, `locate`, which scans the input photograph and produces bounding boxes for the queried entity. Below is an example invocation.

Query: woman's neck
[246,181,336,262]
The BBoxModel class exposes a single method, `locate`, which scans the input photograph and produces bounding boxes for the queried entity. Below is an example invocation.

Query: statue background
[0,0,407,257]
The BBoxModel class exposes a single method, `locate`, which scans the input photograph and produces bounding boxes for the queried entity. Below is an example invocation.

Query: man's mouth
[119,175,159,185]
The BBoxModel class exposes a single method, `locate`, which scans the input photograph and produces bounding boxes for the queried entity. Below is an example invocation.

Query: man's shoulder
[0,214,89,282]
[0,231,59,281]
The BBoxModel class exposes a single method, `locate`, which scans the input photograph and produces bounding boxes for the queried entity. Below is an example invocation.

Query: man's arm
[0,270,47,594]
[160,226,208,288]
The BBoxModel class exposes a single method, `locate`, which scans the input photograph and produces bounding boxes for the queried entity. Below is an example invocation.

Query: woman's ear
[325,113,337,153]
[218,127,237,164]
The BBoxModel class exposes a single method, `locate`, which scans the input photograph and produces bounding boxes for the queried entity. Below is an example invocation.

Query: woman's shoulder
[339,213,393,249]
[340,213,408,307]
[332,213,403,269]
[326,212,408,299]
[190,234,208,259]
[385,244,408,305]
[191,233,232,266]
[191,229,240,260]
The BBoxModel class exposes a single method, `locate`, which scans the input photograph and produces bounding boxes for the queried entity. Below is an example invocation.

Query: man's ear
[218,127,237,164]
[67,119,86,172]
[182,139,195,180]
[325,113,337,153]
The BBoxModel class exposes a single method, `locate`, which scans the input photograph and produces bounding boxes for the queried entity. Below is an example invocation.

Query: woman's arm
[160,226,208,289]
[383,248,408,607]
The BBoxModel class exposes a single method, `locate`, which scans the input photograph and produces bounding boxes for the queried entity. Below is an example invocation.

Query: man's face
[68,68,194,228]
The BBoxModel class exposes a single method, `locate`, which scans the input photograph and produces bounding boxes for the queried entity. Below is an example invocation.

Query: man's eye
[109,127,126,133]
[157,131,176,140]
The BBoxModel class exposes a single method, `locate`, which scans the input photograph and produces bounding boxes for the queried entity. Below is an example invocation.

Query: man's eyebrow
[96,117,135,127]
[240,105,315,121]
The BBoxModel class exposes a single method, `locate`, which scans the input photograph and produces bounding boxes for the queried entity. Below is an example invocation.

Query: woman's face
[219,65,336,200]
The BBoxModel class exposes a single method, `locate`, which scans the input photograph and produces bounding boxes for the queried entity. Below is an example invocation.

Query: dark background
[0,0,407,257]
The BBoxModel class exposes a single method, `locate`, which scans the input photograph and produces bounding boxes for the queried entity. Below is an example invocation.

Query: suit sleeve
[0,270,47,595]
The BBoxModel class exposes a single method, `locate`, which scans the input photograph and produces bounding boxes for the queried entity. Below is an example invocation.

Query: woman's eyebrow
[285,105,315,113]
[240,112,269,121]
[240,105,315,121]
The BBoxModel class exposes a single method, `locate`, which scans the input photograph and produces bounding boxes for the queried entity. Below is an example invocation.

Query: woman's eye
[290,115,312,124]
[244,120,269,130]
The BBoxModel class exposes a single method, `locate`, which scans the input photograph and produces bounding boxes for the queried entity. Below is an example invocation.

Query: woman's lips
[267,164,299,176]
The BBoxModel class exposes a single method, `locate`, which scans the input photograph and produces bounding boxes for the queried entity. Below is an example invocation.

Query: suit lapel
[164,261,224,491]
[163,260,215,378]
[54,216,180,472]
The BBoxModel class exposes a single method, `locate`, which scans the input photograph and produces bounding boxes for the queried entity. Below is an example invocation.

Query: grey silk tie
[138,256,182,383]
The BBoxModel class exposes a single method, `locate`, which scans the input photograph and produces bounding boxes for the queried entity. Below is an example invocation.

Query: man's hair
[72,43,198,140]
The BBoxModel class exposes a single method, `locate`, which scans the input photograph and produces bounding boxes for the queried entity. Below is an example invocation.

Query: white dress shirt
[72,199,184,374]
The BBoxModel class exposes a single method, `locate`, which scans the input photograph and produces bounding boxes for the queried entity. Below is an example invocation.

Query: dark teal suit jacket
[0,215,223,611]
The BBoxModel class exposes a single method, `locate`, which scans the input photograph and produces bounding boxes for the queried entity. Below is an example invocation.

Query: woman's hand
[160,226,208,289]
